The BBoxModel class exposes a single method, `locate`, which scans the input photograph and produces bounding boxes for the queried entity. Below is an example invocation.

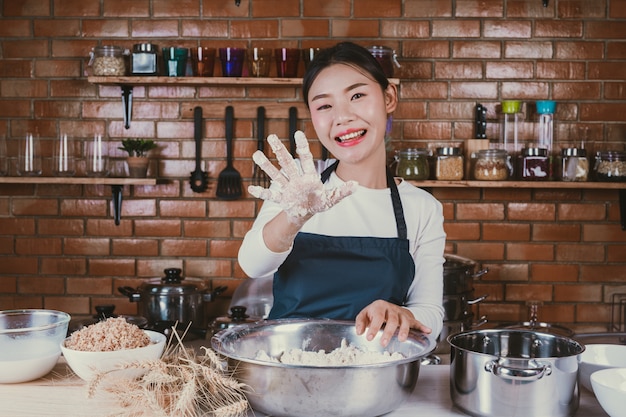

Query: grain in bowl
[61,318,166,381]
[65,317,151,352]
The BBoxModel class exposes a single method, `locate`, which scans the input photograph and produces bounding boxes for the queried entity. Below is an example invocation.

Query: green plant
[118,138,157,157]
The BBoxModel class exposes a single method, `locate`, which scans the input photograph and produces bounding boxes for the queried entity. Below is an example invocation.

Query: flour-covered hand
[248,130,357,221]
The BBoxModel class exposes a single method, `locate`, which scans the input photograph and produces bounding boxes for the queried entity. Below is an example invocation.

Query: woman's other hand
[248,130,357,222]
[355,300,432,347]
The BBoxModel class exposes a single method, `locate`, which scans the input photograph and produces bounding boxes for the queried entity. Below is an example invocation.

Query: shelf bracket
[121,85,133,129]
[618,188,626,230]
[111,185,123,225]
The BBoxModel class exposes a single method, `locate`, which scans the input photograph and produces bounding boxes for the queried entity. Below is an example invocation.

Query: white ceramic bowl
[591,367,626,417]
[60,329,166,381]
[0,309,71,384]
[579,344,626,392]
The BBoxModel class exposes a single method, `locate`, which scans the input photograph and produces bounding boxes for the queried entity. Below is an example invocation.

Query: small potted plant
[118,138,157,178]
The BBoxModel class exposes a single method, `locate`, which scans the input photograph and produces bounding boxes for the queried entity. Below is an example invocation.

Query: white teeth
[337,130,364,142]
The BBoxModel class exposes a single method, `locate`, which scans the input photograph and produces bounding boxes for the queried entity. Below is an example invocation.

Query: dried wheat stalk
[88,325,250,417]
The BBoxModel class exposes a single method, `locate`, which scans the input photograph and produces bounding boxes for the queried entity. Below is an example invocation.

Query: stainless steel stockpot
[443,292,488,322]
[118,268,226,330]
[443,254,488,295]
[448,329,585,417]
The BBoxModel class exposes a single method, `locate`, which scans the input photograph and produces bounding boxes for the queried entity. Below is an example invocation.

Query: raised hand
[248,130,357,221]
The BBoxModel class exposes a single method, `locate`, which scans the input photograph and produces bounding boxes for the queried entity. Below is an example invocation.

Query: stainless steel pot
[434,314,487,354]
[67,304,147,335]
[443,254,488,295]
[443,292,488,321]
[448,329,585,417]
[118,268,226,332]
[208,305,260,336]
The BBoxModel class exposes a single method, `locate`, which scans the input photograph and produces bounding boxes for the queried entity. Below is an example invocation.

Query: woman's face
[307,63,397,167]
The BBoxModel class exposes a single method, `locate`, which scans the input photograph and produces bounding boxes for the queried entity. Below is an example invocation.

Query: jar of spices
[395,148,430,180]
[435,146,464,180]
[472,149,510,181]
[131,43,159,75]
[89,45,127,76]
[558,147,588,182]
[517,147,550,180]
[594,150,626,182]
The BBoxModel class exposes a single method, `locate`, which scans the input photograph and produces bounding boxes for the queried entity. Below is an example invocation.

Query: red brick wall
[0,0,625,332]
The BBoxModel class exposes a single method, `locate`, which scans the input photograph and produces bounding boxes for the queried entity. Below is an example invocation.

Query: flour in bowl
[255,338,404,366]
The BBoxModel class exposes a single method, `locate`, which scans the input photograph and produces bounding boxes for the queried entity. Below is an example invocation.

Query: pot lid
[499,321,574,337]
[444,254,476,271]
[140,268,208,295]
[68,304,148,334]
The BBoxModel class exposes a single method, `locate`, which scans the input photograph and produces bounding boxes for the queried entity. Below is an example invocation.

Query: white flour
[255,339,404,366]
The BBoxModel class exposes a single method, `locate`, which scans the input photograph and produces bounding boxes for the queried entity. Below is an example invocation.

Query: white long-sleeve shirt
[238,167,446,339]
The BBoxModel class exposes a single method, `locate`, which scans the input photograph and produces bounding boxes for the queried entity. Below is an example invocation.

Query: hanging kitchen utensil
[190,106,208,193]
[216,105,243,200]
[253,106,270,187]
[288,106,297,157]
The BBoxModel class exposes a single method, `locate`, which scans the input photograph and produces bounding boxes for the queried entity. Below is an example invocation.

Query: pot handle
[467,294,488,305]
[485,359,552,381]
[470,267,489,279]
[202,285,228,302]
[118,286,141,302]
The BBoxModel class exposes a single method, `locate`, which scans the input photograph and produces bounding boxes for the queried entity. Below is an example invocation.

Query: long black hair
[302,42,390,107]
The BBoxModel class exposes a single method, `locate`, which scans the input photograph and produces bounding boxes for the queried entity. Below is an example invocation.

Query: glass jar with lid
[594,150,626,182]
[131,43,159,75]
[472,149,510,181]
[517,147,550,180]
[89,45,127,76]
[558,147,588,182]
[434,146,464,180]
[395,148,430,180]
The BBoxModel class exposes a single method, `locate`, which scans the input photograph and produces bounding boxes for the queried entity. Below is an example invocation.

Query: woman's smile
[335,129,366,146]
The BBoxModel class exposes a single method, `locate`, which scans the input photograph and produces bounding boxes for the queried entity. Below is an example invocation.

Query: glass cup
[18,132,42,176]
[302,47,321,70]
[191,47,216,77]
[219,47,246,77]
[86,134,109,177]
[275,48,300,78]
[162,47,189,77]
[0,136,7,176]
[247,47,272,77]
[53,133,76,176]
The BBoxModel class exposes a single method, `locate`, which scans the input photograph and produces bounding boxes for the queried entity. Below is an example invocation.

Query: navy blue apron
[268,161,416,320]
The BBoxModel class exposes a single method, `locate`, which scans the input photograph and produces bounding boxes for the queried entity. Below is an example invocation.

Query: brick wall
[0,0,625,332]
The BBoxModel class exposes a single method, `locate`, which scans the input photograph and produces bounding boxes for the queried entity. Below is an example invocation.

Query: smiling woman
[238,42,447,348]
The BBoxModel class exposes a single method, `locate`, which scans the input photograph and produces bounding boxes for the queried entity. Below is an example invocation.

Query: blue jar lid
[536,100,556,114]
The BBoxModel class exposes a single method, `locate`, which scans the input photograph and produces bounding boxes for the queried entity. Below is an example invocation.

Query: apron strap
[320,161,407,240]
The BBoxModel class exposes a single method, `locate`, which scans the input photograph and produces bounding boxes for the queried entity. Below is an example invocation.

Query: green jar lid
[501,100,522,114]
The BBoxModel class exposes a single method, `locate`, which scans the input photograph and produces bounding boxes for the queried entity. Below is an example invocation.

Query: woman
[238,42,445,347]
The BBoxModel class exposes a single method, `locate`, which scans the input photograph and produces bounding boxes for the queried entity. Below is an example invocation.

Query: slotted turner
[216,105,243,200]
[189,106,208,193]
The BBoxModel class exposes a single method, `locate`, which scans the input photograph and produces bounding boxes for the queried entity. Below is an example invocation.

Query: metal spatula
[189,106,208,193]
[216,106,242,200]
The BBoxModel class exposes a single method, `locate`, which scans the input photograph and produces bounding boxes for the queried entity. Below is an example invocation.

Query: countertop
[0,356,607,417]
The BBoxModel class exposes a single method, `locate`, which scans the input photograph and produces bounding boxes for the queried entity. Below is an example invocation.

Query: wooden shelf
[409,180,626,190]
[410,179,626,230]
[0,176,158,225]
[88,76,400,129]
[0,176,156,186]
[87,76,400,87]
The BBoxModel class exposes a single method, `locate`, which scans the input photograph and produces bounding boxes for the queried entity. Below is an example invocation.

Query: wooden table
[0,358,607,417]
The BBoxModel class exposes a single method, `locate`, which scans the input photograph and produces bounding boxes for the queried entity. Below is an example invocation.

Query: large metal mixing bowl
[211,318,435,417]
